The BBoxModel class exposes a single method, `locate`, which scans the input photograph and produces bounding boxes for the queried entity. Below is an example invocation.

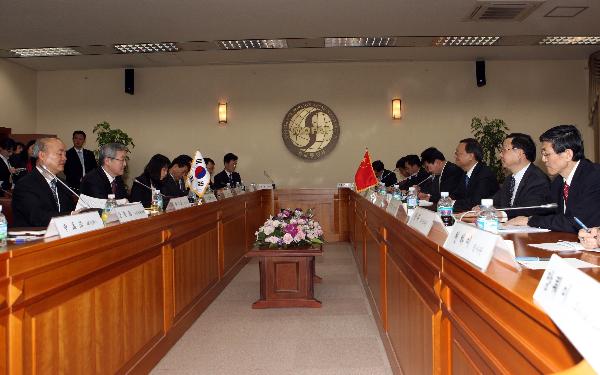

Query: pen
[574,217,590,233]
[515,256,551,262]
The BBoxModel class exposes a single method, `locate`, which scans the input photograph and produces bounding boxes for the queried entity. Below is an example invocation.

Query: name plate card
[534,255,600,372]
[111,203,148,223]
[45,211,104,239]
[443,221,499,272]
[165,197,192,212]
[386,199,402,216]
[234,187,245,195]
[337,182,354,189]
[222,189,233,198]
[373,194,385,208]
[407,207,437,236]
[202,193,218,203]
[255,184,273,190]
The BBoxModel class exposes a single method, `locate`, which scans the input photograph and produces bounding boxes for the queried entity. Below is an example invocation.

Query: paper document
[75,194,128,211]
[498,226,550,234]
[528,241,585,252]
[518,257,599,270]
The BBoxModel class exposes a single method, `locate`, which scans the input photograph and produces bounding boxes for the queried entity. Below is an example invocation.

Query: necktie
[507,176,516,207]
[111,179,117,195]
[563,183,570,204]
[77,150,86,175]
[179,179,183,190]
[464,175,470,189]
[50,178,60,210]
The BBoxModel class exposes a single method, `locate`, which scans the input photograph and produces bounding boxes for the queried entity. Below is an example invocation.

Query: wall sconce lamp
[392,99,401,120]
[218,102,227,124]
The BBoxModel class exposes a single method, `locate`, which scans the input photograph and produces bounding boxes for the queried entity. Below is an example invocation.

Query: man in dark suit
[0,137,17,194]
[452,138,499,212]
[398,154,431,190]
[508,125,600,233]
[371,160,397,187]
[64,130,98,192]
[12,138,76,227]
[213,153,242,189]
[80,143,128,199]
[418,147,465,203]
[490,133,550,218]
[162,154,192,200]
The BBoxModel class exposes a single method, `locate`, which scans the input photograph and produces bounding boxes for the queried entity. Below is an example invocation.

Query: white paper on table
[498,225,551,234]
[528,242,585,252]
[75,194,128,210]
[519,257,599,270]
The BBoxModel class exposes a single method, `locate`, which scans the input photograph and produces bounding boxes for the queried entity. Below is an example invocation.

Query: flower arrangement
[255,208,324,249]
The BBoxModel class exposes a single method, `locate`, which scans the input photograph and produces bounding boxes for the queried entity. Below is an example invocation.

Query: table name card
[407,207,437,236]
[45,211,104,239]
[386,199,402,217]
[222,189,233,198]
[202,192,218,203]
[533,254,600,373]
[374,194,385,208]
[234,187,245,195]
[255,184,274,190]
[337,182,354,188]
[111,203,148,223]
[443,221,499,272]
[165,197,192,212]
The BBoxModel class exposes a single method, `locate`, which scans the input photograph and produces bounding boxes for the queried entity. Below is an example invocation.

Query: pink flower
[263,225,275,235]
[283,233,294,245]
[294,230,306,241]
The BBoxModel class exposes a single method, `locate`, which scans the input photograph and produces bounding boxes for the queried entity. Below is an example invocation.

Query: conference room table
[0,187,592,374]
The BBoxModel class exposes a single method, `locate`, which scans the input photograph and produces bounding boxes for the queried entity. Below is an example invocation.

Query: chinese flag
[354,149,378,192]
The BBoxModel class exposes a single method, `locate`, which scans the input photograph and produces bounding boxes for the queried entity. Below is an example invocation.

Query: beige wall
[0,59,37,133]
[36,60,591,188]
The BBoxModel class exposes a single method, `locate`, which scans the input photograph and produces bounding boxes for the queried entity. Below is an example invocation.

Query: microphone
[416,174,434,187]
[134,179,172,198]
[39,165,92,208]
[458,203,558,221]
[263,170,276,189]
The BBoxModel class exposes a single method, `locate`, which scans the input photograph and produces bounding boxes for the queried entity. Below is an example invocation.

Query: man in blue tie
[64,130,98,192]
[12,138,76,227]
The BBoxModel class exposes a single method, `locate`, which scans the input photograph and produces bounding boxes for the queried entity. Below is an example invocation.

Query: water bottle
[240,180,246,191]
[406,187,418,216]
[101,194,117,223]
[151,189,163,213]
[437,192,455,226]
[0,206,7,247]
[476,199,499,234]
[187,189,198,204]
[392,184,402,200]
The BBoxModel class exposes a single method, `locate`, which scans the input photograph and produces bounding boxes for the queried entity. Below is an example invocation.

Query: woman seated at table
[130,154,170,208]
[579,228,600,249]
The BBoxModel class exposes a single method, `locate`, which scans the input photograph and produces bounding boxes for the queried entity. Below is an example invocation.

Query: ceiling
[1,0,599,71]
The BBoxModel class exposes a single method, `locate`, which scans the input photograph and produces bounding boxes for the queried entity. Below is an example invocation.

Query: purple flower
[284,224,299,237]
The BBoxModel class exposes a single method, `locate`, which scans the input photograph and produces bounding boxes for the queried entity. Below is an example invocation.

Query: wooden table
[246,246,323,308]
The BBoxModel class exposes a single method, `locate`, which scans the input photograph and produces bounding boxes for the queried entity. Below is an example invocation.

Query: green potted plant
[93,121,135,172]
[470,117,509,182]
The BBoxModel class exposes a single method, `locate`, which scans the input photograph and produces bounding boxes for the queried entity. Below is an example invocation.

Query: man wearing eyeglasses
[507,125,600,233]
[80,143,129,200]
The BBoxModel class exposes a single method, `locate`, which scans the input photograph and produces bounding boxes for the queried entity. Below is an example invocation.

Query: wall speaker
[476,60,486,87]
[125,68,134,95]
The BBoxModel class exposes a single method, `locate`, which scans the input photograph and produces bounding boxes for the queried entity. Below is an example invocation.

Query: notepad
[518,258,599,270]
[498,226,551,234]
[528,242,585,252]
[8,229,46,236]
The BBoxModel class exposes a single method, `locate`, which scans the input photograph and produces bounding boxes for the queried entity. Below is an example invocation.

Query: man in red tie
[507,125,600,233]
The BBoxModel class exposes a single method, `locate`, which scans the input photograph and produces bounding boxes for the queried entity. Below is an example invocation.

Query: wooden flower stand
[246,245,323,308]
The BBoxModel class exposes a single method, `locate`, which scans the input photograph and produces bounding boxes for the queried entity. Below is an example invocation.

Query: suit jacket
[378,169,397,187]
[64,147,98,191]
[528,159,600,233]
[0,158,11,193]
[80,167,128,200]
[493,164,551,219]
[452,163,499,212]
[213,170,242,189]
[12,167,76,227]
[422,161,465,203]
[398,168,431,190]
[162,174,187,198]
[129,174,162,208]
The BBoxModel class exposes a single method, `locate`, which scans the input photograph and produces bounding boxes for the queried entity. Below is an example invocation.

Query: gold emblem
[281,101,340,160]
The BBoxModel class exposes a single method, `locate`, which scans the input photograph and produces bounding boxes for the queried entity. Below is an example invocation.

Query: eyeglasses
[540,151,557,159]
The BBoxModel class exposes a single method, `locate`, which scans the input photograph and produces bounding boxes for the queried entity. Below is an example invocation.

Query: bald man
[12,138,76,227]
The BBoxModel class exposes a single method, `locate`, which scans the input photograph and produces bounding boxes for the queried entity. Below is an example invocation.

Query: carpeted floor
[151,242,392,374]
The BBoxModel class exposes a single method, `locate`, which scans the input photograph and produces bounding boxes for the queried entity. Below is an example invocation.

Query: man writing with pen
[372,160,397,187]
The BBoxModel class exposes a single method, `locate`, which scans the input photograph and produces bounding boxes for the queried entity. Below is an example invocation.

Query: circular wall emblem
[282,101,340,160]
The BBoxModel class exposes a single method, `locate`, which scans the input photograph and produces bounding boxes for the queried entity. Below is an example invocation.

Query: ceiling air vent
[468,1,544,21]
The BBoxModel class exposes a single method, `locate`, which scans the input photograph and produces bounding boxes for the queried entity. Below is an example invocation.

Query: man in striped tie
[12,138,76,227]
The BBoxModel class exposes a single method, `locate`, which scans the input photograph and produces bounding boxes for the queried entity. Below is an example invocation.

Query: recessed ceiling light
[324,37,396,47]
[539,36,600,45]
[216,39,288,50]
[10,47,81,57]
[434,36,500,46]
[114,42,178,53]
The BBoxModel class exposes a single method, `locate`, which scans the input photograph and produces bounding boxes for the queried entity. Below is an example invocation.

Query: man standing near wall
[64,130,97,192]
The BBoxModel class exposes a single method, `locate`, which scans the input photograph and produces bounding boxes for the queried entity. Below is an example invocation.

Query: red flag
[354,149,378,192]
